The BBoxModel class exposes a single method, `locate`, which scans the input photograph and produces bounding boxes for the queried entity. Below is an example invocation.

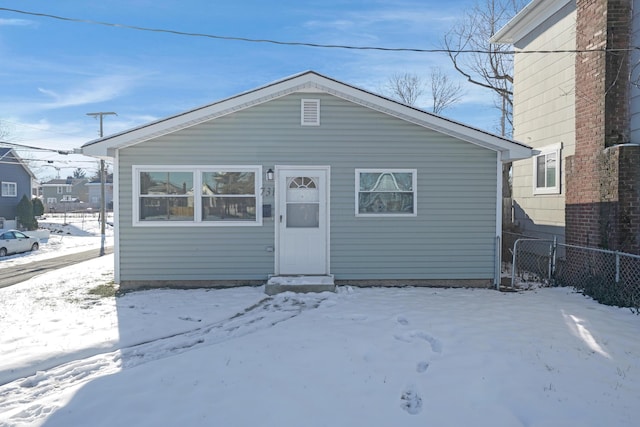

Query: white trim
[532,143,561,195]
[82,72,532,163]
[113,151,120,284]
[274,165,331,276]
[355,169,418,217]
[1,181,17,197]
[491,0,574,44]
[132,165,263,227]
[495,152,503,289]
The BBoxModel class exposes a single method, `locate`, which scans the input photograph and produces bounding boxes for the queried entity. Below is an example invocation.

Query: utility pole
[86,112,117,256]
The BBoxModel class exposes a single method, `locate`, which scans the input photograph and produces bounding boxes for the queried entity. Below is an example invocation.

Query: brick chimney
[566,0,640,254]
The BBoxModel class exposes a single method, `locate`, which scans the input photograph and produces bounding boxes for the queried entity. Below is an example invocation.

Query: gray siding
[0,159,32,220]
[117,93,497,283]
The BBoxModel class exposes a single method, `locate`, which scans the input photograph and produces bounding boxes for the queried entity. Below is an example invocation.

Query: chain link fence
[505,233,640,311]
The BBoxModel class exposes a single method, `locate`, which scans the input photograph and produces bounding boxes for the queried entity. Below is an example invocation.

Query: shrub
[16,195,37,230]
[32,197,45,217]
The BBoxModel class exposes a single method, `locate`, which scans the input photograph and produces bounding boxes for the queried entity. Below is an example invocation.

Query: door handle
[280,215,283,223]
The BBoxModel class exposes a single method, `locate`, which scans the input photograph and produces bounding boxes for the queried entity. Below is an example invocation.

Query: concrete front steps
[265,275,335,295]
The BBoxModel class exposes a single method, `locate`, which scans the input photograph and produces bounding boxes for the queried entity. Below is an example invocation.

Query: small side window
[356,169,417,217]
[533,144,561,195]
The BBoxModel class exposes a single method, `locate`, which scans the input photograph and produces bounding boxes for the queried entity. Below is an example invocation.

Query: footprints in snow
[394,315,441,415]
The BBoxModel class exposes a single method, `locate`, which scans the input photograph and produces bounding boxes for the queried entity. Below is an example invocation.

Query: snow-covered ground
[1,221,639,426]
[0,213,114,268]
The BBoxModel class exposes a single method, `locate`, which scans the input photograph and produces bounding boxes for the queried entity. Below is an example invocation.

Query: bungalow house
[0,147,36,229]
[40,178,89,213]
[82,71,532,291]
[493,0,640,254]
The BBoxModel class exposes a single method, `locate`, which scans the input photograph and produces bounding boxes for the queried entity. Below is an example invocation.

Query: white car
[0,230,39,257]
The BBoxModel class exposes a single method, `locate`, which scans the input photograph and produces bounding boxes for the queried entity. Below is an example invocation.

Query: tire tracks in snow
[0,293,327,422]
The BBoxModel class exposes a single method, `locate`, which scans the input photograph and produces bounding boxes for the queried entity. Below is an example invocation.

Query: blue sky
[0,0,502,180]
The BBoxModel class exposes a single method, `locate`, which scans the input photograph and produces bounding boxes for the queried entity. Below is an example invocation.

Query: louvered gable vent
[301,99,320,126]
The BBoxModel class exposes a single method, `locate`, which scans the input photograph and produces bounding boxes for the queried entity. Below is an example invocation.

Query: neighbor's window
[201,171,257,222]
[356,169,417,216]
[533,144,561,195]
[134,166,261,226]
[1,182,17,197]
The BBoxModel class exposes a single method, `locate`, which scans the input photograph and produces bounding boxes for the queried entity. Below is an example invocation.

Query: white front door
[276,166,329,275]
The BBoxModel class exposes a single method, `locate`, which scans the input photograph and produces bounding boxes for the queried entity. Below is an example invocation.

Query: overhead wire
[1,7,638,55]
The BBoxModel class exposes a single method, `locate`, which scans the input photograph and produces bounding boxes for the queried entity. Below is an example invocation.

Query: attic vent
[301,99,320,126]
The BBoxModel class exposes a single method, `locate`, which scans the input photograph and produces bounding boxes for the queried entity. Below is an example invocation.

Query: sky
[1,218,639,426]
[0,0,506,181]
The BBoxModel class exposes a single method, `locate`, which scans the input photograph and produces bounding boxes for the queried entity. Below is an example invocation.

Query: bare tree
[429,67,464,114]
[384,69,464,114]
[0,119,11,142]
[443,0,526,137]
[385,73,425,106]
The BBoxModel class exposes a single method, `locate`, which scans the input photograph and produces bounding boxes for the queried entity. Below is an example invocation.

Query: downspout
[495,151,504,289]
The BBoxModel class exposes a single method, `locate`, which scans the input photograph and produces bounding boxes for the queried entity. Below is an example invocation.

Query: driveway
[0,247,114,288]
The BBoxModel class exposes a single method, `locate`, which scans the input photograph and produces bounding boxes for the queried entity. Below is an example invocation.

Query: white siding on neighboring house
[499,0,576,241]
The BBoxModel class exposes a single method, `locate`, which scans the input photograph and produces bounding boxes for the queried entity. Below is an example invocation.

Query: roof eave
[82,70,532,162]
[492,0,573,44]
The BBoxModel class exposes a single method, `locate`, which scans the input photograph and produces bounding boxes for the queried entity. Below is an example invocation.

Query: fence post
[495,236,501,290]
[511,239,519,288]
[550,236,557,283]
[615,252,620,283]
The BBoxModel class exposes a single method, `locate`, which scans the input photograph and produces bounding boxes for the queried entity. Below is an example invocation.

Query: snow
[1,219,640,426]
[0,214,114,268]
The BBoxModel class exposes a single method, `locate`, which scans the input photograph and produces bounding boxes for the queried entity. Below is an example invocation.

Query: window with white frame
[356,169,417,216]
[533,144,561,195]
[57,186,64,194]
[134,166,261,226]
[47,197,57,204]
[1,182,17,197]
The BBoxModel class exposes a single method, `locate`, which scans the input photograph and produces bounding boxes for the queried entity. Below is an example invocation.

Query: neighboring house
[493,0,640,254]
[40,178,89,212]
[86,173,114,210]
[82,71,532,290]
[0,147,36,226]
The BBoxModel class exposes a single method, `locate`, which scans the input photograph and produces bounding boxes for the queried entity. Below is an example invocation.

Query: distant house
[86,173,114,210]
[493,0,640,254]
[0,147,36,227]
[40,178,89,212]
[82,71,532,291]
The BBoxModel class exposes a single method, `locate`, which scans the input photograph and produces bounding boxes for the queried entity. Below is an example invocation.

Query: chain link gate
[508,237,640,311]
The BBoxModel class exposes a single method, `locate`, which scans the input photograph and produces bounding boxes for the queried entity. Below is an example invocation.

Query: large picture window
[1,182,17,197]
[134,166,261,226]
[356,169,417,216]
[533,144,561,195]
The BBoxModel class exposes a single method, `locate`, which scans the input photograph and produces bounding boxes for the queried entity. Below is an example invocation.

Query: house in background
[86,173,114,210]
[40,177,89,213]
[82,71,532,291]
[493,0,640,254]
[0,147,36,229]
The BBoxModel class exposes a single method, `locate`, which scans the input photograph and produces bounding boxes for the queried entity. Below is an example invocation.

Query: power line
[1,7,637,55]
[0,140,74,154]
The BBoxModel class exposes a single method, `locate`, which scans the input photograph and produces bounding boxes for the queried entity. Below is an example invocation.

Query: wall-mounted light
[266,168,274,181]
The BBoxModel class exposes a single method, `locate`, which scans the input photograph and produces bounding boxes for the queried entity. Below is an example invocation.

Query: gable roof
[81,71,532,162]
[491,0,574,45]
[0,147,37,179]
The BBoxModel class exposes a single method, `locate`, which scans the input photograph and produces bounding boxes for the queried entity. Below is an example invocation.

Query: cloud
[0,18,35,27]
[36,75,137,109]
